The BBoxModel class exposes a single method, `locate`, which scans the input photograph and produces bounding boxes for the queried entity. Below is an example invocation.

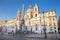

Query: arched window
[35,14,37,17]
[53,18,55,21]
[54,23,56,26]
[31,14,33,18]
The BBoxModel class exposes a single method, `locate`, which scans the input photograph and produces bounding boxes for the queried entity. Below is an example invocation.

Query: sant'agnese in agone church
[0,4,58,34]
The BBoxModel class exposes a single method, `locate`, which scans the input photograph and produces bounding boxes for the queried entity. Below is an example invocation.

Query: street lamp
[43,12,47,38]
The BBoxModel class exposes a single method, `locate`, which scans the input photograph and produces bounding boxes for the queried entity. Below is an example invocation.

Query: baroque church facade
[0,4,58,34]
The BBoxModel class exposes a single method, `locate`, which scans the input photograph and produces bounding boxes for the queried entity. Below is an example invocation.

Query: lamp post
[43,12,47,38]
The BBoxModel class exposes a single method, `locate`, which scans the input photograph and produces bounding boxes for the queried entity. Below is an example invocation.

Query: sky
[0,0,60,23]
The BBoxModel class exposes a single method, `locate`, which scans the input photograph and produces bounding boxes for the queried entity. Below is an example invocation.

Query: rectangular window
[52,12,54,15]
[54,23,56,26]
[31,14,33,18]
[53,18,55,21]
[35,14,37,17]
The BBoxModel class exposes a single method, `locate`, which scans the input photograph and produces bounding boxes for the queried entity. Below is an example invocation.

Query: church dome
[26,5,33,13]
[26,9,31,13]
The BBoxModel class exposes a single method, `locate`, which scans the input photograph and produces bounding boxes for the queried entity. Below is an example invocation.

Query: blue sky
[0,0,60,23]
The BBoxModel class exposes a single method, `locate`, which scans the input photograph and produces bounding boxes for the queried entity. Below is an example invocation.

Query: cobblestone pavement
[0,34,60,40]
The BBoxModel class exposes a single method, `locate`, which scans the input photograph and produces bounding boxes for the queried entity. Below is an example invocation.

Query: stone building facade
[0,4,58,34]
[24,4,58,33]
[0,11,21,34]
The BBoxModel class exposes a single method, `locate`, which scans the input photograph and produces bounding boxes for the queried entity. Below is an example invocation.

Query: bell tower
[34,4,38,12]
